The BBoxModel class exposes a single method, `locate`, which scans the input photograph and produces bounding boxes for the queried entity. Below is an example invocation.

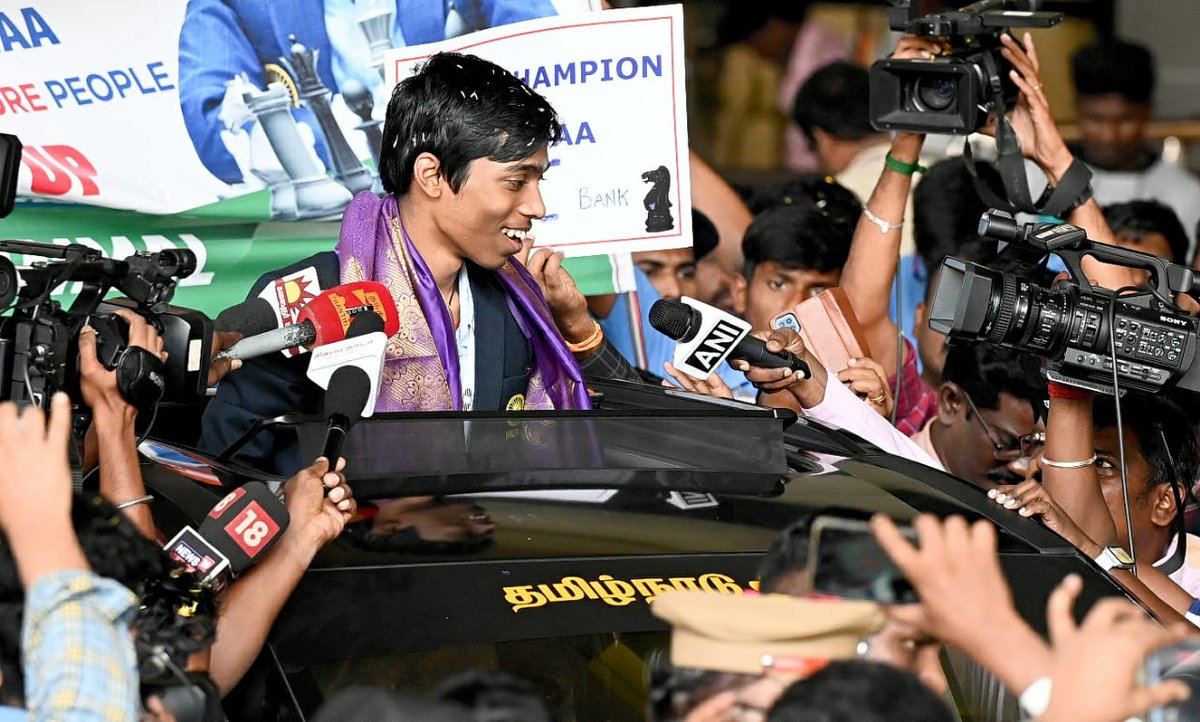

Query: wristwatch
[1094,545,1135,572]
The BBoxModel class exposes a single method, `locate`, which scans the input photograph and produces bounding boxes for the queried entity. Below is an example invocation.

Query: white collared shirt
[454,268,476,411]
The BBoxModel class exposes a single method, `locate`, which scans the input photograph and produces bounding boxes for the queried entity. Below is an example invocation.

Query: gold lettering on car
[501,573,748,613]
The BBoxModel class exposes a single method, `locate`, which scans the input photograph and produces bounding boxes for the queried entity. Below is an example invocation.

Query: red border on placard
[391,15,686,250]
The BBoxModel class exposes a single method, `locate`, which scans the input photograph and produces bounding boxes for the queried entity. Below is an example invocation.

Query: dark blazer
[197,251,531,476]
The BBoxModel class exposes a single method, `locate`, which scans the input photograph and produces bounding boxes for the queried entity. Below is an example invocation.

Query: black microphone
[215,298,278,336]
[318,312,383,466]
[164,481,290,590]
[649,298,811,378]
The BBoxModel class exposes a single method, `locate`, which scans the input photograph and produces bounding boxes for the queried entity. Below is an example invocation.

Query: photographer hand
[1040,574,1191,722]
[78,308,165,420]
[872,514,1053,695]
[0,394,88,588]
[994,32,1074,182]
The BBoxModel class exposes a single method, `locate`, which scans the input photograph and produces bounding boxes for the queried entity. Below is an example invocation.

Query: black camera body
[0,240,213,410]
[929,210,1200,395]
[869,0,1061,135]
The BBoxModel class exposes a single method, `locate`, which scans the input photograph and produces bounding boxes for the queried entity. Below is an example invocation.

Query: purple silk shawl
[334,192,590,412]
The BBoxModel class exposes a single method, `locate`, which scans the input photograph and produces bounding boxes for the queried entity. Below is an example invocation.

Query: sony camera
[869,0,1061,135]
[928,210,1200,395]
[0,240,214,410]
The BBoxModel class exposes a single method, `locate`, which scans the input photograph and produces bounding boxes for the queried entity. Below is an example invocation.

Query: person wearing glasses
[722,332,1045,491]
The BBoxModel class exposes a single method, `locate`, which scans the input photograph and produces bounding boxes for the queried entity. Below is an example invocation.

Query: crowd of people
[7,3,1200,720]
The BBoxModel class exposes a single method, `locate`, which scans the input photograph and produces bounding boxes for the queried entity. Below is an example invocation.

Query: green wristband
[885,152,926,176]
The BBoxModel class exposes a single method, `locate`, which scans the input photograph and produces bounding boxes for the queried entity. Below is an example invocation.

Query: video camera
[869,0,1061,135]
[928,209,1200,395]
[0,240,214,410]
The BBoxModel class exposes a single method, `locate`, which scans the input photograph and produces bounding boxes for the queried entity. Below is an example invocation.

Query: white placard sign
[386,5,691,257]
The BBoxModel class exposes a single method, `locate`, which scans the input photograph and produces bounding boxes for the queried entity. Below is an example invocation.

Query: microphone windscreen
[649,299,699,341]
[345,309,385,338]
[216,298,279,336]
[198,481,290,574]
[299,281,400,346]
[324,366,373,419]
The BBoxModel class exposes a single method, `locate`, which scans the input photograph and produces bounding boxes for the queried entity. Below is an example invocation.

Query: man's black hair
[745,174,863,229]
[0,492,166,704]
[1103,200,1189,265]
[435,670,552,722]
[792,62,875,144]
[913,157,1005,272]
[379,52,562,195]
[716,1,810,47]
[742,202,852,280]
[941,341,1045,412]
[767,660,954,722]
[1071,39,1155,104]
[1093,392,1200,503]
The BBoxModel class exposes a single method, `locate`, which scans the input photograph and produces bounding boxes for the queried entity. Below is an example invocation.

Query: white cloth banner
[386,5,692,257]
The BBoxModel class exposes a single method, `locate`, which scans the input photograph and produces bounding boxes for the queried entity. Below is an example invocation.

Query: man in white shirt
[1069,39,1200,261]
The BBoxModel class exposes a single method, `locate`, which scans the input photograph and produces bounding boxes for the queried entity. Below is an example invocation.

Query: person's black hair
[693,209,720,261]
[792,62,875,144]
[0,492,166,704]
[941,341,1045,412]
[742,202,852,280]
[1071,39,1155,104]
[913,157,1006,272]
[435,669,552,722]
[1103,200,1189,265]
[646,650,760,722]
[379,52,562,195]
[1093,392,1200,503]
[133,567,218,683]
[745,174,863,228]
[767,660,954,722]
[313,687,468,722]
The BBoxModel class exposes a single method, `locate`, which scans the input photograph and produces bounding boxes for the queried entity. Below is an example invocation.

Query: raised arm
[998,33,1142,291]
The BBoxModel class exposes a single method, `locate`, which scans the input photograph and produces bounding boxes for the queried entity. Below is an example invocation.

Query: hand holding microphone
[648,298,811,380]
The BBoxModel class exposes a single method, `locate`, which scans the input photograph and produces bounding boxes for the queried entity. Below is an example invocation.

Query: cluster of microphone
[168,276,400,585]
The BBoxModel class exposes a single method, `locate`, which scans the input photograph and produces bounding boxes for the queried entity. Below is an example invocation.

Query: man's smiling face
[434,146,550,269]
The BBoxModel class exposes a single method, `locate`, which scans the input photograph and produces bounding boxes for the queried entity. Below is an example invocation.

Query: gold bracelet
[566,320,604,354]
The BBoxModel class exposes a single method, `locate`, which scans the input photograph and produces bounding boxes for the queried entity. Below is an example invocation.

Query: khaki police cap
[651,591,886,676]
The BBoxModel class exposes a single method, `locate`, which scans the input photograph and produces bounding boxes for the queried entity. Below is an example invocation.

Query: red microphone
[163,481,290,590]
[215,281,398,362]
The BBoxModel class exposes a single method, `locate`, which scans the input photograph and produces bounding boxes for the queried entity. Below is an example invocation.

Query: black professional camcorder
[869,0,1061,135]
[0,133,213,412]
[0,240,213,410]
[929,210,1200,395]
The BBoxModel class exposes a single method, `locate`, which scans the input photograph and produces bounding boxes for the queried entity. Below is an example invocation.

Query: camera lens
[914,76,957,112]
[929,258,1076,359]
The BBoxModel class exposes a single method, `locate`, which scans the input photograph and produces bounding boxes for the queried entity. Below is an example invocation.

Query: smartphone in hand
[805,515,919,605]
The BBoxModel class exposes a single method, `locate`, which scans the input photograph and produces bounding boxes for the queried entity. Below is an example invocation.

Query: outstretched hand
[729,328,827,408]
[662,361,734,399]
[1040,574,1192,722]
